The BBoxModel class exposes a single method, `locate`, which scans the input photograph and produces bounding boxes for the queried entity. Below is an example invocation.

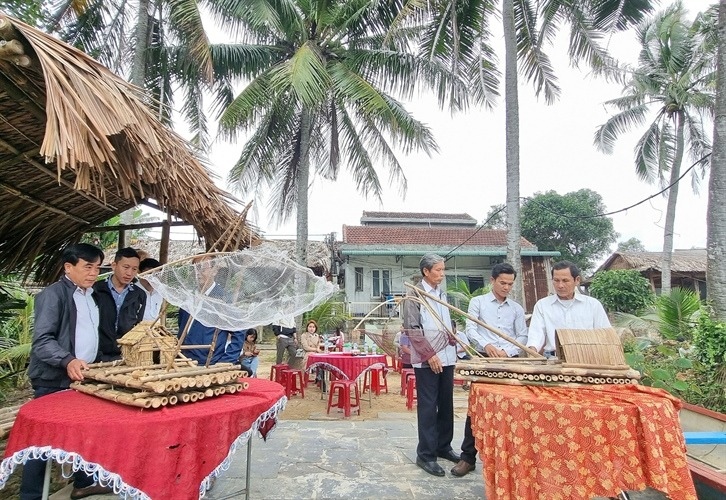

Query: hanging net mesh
[144,243,338,331]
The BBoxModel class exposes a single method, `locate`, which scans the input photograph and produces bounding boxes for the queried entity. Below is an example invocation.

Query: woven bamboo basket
[455,327,640,387]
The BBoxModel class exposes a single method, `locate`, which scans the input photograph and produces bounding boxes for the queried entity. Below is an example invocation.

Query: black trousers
[460,415,477,465]
[20,387,95,500]
[414,364,455,462]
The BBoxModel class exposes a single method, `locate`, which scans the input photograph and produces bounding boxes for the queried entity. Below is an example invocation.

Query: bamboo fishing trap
[456,327,641,387]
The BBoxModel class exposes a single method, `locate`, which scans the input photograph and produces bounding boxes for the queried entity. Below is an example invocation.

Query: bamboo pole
[78,372,167,394]
[72,384,152,408]
[0,404,22,416]
[204,328,221,368]
[136,364,240,382]
[404,283,544,359]
[168,315,195,370]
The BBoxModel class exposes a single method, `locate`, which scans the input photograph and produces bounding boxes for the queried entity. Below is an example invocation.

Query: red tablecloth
[469,383,697,500]
[1,378,285,500]
[306,353,386,381]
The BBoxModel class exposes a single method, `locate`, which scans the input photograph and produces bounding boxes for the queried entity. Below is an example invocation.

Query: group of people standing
[403,254,610,478]
[22,244,160,499]
[20,244,259,499]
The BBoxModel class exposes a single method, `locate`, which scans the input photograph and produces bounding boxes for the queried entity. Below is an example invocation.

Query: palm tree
[595,2,716,296]
[707,1,726,320]
[217,0,466,265]
[415,0,653,302]
[44,0,218,148]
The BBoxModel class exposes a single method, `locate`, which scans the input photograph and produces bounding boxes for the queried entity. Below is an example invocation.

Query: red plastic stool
[400,368,415,396]
[280,369,305,399]
[406,376,417,410]
[270,363,289,384]
[363,367,388,396]
[327,379,360,417]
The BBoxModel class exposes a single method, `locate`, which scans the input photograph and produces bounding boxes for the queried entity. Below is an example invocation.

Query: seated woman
[239,329,261,377]
[301,319,324,362]
[301,319,324,381]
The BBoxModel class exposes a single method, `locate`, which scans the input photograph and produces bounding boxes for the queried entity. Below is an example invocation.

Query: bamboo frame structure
[72,361,249,408]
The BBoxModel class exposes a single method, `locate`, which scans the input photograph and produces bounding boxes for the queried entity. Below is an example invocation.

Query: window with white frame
[371,269,391,297]
[354,267,364,291]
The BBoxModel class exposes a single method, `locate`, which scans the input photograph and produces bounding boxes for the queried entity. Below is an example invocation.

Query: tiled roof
[342,226,535,247]
[360,211,476,223]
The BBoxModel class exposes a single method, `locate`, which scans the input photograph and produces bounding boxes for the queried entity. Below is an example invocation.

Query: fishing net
[143,243,338,331]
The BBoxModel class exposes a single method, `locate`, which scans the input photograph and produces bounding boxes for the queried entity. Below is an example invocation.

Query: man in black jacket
[93,247,146,360]
[22,243,112,499]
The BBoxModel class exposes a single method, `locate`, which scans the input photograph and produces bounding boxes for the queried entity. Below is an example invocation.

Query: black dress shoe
[437,449,461,463]
[416,458,445,477]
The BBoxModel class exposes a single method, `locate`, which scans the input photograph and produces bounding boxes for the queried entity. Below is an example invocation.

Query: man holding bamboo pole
[451,262,528,478]
[403,254,459,477]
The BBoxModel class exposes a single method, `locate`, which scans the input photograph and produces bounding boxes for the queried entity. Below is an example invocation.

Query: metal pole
[41,460,51,500]
[245,437,252,500]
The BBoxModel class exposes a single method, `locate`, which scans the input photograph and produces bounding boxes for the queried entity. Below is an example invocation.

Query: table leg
[245,437,252,500]
[214,438,253,500]
[42,460,51,500]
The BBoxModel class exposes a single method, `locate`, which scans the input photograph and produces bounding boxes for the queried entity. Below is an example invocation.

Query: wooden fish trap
[455,327,641,387]
[71,360,249,409]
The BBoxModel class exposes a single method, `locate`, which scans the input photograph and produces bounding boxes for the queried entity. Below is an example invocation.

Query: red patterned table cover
[469,383,697,500]
[1,378,285,499]
[306,353,387,381]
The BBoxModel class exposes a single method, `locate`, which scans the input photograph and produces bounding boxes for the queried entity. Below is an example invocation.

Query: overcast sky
[161,1,715,255]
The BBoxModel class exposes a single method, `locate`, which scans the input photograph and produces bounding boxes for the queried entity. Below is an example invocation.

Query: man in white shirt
[527,260,611,358]
[464,263,528,357]
[403,254,459,477]
[452,262,527,477]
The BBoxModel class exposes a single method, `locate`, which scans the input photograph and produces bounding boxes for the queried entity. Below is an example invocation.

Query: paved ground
[205,417,486,500]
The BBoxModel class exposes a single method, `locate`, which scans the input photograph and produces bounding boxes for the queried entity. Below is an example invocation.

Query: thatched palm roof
[0,13,258,282]
[596,249,707,274]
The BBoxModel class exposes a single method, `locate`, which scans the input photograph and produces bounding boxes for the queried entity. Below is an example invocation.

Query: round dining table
[305,352,387,381]
[1,378,285,500]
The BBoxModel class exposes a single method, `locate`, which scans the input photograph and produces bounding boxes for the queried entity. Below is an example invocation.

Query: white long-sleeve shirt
[527,293,611,352]
[465,292,528,357]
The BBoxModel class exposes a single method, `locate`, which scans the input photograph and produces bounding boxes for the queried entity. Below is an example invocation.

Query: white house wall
[342,254,496,303]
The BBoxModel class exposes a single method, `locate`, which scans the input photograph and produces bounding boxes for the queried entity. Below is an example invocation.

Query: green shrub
[693,313,726,367]
[624,339,696,394]
[655,288,701,341]
[589,270,654,314]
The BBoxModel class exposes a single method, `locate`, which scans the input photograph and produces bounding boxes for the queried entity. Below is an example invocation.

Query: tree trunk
[707,0,726,320]
[660,112,685,296]
[130,0,151,87]
[502,0,523,304]
[295,108,313,266]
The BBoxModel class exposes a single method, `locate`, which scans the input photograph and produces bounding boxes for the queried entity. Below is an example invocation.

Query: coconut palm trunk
[502,0,523,303]
[295,107,313,266]
[130,0,151,87]
[707,1,726,320]
[660,112,686,296]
